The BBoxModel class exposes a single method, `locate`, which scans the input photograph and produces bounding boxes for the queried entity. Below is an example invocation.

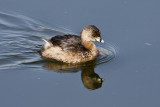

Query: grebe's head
[81,25,104,43]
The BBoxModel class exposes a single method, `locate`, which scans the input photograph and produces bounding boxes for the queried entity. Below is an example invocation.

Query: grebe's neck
[80,30,97,51]
[82,40,94,50]
[81,38,97,51]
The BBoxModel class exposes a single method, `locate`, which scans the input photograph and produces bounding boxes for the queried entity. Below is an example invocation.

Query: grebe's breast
[50,35,88,52]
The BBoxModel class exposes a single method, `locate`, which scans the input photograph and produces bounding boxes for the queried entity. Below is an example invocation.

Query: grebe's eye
[93,35,96,37]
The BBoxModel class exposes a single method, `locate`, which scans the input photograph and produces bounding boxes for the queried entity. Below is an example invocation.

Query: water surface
[0,0,160,107]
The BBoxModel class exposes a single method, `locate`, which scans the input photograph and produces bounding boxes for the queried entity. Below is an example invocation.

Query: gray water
[0,0,160,107]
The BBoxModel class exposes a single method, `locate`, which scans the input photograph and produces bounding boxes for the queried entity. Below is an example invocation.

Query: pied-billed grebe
[40,25,104,63]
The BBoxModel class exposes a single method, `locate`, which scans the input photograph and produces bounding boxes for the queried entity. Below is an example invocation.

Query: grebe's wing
[50,35,87,52]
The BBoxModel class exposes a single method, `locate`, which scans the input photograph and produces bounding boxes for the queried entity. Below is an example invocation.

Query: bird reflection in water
[44,59,104,90]
[81,65,104,90]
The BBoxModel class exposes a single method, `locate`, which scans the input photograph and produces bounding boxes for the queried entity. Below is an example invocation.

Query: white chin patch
[95,37,101,42]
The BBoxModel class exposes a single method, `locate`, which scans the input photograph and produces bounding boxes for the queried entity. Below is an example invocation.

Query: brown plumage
[40,25,104,63]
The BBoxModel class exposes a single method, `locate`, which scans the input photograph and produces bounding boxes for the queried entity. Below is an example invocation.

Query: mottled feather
[50,35,88,52]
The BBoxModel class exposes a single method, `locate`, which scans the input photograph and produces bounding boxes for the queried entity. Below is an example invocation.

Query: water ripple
[0,11,117,71]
